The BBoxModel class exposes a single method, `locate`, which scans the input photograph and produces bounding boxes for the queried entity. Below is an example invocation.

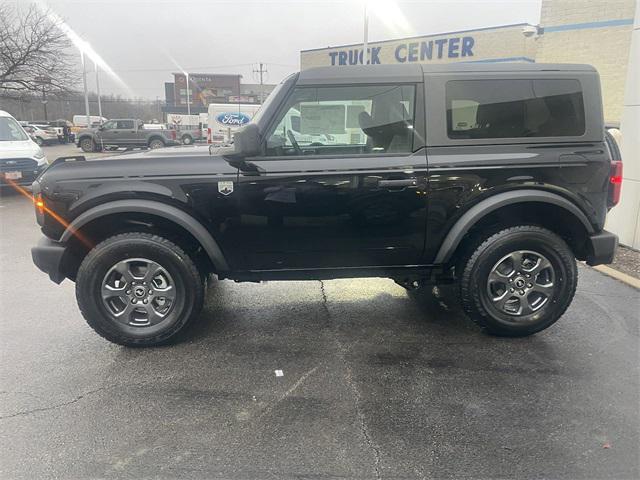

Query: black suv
[31,64,620,347]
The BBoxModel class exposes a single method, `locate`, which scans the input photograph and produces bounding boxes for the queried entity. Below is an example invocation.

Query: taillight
[207,127,212,144]
[608,160,623,207]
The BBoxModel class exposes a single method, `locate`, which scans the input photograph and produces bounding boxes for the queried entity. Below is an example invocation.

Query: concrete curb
[592,265,640,290]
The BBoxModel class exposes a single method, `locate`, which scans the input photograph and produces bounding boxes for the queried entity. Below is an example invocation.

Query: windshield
[0,116,29,141]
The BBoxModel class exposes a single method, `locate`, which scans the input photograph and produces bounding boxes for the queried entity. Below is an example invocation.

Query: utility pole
[253,63,267,104]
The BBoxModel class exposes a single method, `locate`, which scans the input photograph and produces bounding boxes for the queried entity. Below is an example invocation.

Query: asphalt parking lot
[1,182,639,479]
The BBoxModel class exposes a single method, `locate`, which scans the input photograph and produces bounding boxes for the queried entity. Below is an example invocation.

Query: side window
[265,84,415,156]
[102,120,117,130]
[117,120,134,129]
[446,79,585,139]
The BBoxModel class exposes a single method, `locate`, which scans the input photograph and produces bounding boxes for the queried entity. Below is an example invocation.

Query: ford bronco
[31,64,620,346]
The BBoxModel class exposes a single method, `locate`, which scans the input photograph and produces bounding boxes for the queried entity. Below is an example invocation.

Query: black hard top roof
[296,63,597,85]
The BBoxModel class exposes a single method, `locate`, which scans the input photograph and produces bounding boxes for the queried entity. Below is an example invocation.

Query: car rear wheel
[149,139,165,149]
[459,225,577,337]
[181,135,193,145]
[80,138,95,152]
[76,232,204,347]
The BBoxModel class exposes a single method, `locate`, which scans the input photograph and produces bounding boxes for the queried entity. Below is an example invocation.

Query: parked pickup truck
[31,63,619,347]
[76,118,179,152]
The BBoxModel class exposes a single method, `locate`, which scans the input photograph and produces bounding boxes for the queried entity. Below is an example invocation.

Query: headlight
[34,148,48,166]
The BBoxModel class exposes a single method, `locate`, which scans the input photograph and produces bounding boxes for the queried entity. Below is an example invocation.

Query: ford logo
[215,112,251,127]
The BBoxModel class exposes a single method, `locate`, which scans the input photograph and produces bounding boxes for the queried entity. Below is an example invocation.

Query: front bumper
[1,164,45,187]
[31,237,67,283]
[585,230,618,266]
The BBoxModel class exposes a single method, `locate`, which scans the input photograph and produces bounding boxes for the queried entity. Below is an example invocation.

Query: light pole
[363,2,369,65]
[185,72,191,116]
[81,51,90,127]
[94,61,103,122]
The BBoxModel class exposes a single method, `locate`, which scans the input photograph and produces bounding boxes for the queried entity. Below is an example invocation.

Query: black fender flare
[434,189,595,264]
[60,199,229,272]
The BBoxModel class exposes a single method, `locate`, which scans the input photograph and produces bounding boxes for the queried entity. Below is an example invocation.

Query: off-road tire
[76,232,204,347]
[80,137,95,152]
[459,225,577,337]
[149,138,165,149]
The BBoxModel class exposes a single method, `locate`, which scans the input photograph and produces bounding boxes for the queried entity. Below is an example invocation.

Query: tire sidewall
[469,229,576,335]
[80,138,94,152]
[149,139,164,149]
[77,236,199,345]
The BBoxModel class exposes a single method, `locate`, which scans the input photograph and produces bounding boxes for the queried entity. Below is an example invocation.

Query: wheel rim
[101,258,177,327]
[81,139,92,150]
[486,250,556,317]
[150,141,163,149]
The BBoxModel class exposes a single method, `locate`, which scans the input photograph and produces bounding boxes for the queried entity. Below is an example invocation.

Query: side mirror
[233,123,260,157]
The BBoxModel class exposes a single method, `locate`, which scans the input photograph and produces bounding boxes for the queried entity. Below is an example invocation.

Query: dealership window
[265,84,415,156]
[446,79,585,139]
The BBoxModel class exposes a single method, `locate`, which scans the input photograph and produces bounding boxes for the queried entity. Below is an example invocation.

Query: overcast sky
[35,0,542,99]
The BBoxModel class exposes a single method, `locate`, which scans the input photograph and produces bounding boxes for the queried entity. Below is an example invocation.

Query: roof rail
[50,155,87,167]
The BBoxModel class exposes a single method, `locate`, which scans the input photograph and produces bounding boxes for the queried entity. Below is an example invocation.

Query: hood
[39,148,238,187]
[0,139,46,162]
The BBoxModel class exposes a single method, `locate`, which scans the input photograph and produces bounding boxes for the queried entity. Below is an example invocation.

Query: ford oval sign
[215,112,251,127]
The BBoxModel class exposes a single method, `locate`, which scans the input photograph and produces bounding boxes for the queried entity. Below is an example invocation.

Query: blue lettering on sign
[215,112,251,127]
[329,47,382,65]
[420,41,433,60]
[448,37,460,58]
[461,36,474,57]
[329,36,474,66]
[435,38,447,59]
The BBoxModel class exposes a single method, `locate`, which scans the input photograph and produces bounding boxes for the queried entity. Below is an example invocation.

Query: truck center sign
[300,23,537,70]
[327,36,475,66]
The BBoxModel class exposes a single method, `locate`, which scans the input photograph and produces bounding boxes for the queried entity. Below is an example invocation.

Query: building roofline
[172,73,243,78]
[300,22,534,53]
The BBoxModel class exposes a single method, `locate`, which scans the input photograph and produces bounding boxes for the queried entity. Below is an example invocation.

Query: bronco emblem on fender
[218,181,234,195]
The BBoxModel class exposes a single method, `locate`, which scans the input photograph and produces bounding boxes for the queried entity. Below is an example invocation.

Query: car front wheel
[459,225,577,337]
[80,138,95,152]
[76,232,204,347]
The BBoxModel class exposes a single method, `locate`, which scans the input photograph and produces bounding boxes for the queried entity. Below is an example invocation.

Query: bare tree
[0,2,77,94]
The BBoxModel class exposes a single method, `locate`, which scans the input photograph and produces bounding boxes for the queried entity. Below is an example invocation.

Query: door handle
[378,178,417,188]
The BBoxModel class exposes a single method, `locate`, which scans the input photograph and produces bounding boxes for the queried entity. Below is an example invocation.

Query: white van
[207,103,261,144]
[0,110,48,187]
[72,115,108,129]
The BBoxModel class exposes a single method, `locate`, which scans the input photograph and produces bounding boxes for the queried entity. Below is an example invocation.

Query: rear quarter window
[446,79,585,139]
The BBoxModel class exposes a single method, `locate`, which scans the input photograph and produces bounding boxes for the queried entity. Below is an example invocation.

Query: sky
[33,0,542,99]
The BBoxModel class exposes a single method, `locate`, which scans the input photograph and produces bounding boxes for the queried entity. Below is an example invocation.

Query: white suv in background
[23,124,59,146]
[0,110,48,188]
